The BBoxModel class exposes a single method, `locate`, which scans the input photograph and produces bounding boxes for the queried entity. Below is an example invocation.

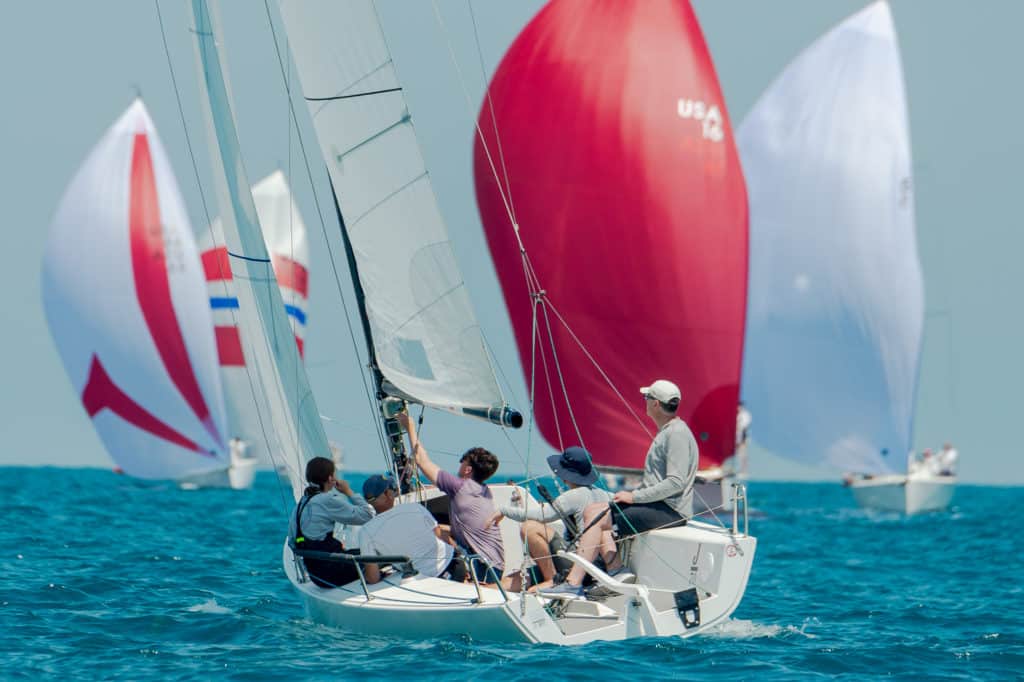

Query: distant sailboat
[737,1,954,514]
[199,170,310,472]
[41,99,251,489]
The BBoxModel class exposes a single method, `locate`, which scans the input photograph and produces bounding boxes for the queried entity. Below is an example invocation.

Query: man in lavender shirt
[396,412,506,584]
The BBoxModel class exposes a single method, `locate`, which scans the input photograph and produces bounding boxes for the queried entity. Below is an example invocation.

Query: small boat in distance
[41,99,249,489]
[737,1,955,513]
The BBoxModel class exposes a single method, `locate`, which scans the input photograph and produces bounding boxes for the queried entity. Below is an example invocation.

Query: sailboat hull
[849,475,955,514]
[284,485,756,644]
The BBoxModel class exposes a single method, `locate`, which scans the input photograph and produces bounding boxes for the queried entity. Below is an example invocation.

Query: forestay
[42,99,229,479]
[190,0,329,498]
[738,1,923,474]
[279,0,505,414]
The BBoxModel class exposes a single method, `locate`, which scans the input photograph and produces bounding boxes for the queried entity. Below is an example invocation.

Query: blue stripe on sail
[210,297,239,309]
[285,304,307,326]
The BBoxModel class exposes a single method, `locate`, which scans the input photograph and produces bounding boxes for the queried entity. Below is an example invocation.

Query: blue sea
[1,468,1021,680]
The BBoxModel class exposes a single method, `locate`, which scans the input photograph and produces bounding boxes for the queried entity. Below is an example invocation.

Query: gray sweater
[630,417,698,518]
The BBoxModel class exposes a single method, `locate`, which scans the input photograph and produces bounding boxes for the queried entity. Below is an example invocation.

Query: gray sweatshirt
[500,486,612,538]
[630,417,698,518]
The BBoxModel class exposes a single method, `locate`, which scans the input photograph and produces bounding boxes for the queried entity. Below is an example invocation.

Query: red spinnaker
[473,0,748,469]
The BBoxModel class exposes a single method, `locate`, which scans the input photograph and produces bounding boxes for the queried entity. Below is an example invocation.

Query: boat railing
[730,482,748,536]
[290,545,413,601]
[466,555,509,603]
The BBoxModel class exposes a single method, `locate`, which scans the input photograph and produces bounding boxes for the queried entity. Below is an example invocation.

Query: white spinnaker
[738,1,924,475]
[199,171,311,469]
[279,0,504,412]
[191,0,329,499]
[42,99,228,479]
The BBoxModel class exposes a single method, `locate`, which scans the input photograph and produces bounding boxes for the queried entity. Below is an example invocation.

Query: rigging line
[543,298,652,438]
[538,300,587,449]
[305,86,403,102]
[155,0,298,514]
[183,0,301,512]
[261,0,390,460]
[466,0,518,229]
[428,0,521,251]
[533,298,566,453]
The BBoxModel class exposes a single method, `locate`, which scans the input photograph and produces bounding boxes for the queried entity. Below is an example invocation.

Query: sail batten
[738,1,923,475]
[279,0,507,415]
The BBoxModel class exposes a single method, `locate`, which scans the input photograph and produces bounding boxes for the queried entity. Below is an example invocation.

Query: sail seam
[306,86,402,102]
[346,172,428,230]
[333,113,411,163]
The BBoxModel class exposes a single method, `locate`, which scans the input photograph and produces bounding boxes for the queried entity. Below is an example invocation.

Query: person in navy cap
[355,473,456,585]
[487,446,615,591]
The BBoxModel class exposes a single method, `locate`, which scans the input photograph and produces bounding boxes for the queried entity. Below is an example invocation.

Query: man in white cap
[541,378,699,599]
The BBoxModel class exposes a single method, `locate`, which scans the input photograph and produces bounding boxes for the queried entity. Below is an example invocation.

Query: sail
[199,171,311,467]
[278,0,506,415]
[190,0,329,498]
[738,1,923,475]
[41,99,229,479]
[474,0,748,469]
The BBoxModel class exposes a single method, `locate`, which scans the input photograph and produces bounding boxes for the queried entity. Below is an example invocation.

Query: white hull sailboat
[847,474,955,515]
[738,1,955,512]
[186,0,756,644]
[284,485,754,643]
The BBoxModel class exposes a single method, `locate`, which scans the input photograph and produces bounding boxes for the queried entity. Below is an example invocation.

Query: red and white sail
[199,170,310,464]
[474,0,748,470]
[42,99,229,479]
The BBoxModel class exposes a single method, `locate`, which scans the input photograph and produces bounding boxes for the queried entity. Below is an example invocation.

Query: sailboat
[187,0,754,643]
[199,170,310,476]
[41,99,248,489]
[737,1,954,514]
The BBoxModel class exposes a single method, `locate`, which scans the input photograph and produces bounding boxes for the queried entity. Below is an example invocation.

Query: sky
[1,1,1022,485]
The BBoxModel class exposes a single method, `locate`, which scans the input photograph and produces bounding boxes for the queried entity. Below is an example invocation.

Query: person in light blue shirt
[289,456,374,588]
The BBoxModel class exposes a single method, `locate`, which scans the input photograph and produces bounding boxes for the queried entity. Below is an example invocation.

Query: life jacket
[293,491,343,554]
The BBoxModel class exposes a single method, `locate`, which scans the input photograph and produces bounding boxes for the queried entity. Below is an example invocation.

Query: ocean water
[1,468,1021,680]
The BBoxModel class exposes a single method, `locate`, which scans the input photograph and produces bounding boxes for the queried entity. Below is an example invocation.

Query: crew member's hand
[485,511,504,528]
[613,490,634,505]
[335,479,353,496]
[396,411,411,432]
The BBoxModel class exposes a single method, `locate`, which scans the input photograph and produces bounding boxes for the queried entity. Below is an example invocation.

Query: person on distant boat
[919,448,939,476]
[736,401,752,476]
[355,474,456,585]
[486,446,614,591]
[396,411,508,586]
[542,379,697,600]
[907,449,921,474]
[289,456,374,589]
[938,442,959,476]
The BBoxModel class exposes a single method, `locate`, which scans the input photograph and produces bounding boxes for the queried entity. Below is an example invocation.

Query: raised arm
[397,411,440,485]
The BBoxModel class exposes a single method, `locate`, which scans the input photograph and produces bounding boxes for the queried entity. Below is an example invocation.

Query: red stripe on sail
[81,355,212,456]
[202,246,232,282]
[295,335,304,358]
[473,0,747,469]
[129,133,223,447]
[215,326,245,366]
[271,254,308,297]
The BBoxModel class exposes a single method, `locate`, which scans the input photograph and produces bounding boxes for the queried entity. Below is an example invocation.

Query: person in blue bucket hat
[486,446,621,592]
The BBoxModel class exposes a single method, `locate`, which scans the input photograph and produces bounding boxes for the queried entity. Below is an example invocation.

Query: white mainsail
[190,0,328,498]
[42,99,229,480]
[199,171,311,468]
[738,1,924,475]
[278,0,506,415]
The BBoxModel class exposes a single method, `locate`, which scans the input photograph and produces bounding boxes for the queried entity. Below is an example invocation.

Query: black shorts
[443,554,502,584]
[610,501,686,537]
